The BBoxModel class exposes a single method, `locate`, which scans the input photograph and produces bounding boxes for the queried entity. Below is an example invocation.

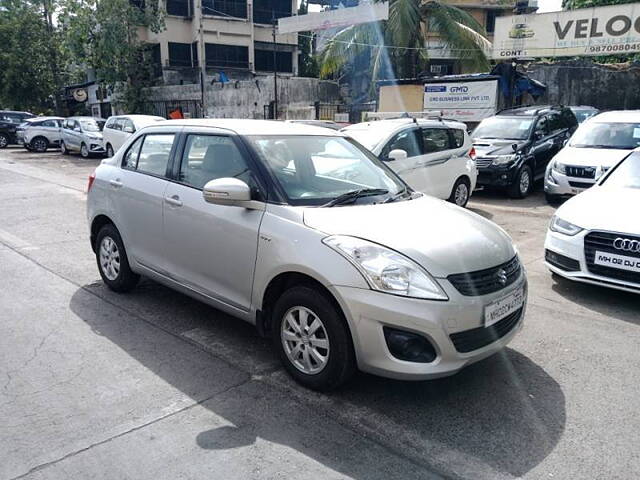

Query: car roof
[0,110,32,115]
[109,114,164,120]
[154,119,344,136]
[26,116,64,122]
[569,105,598,110]
[588,110,640,123]
[343,117,466,132]
[68,116,106,121]
[497,105,562,116]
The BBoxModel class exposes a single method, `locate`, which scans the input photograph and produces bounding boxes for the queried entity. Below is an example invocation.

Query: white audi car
[545,149,640,294]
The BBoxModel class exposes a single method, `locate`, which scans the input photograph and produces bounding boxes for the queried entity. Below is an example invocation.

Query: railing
[139,100,203,119]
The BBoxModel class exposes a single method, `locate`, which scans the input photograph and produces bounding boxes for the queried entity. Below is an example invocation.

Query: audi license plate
[484,285,524,328]
[594,251,640,273]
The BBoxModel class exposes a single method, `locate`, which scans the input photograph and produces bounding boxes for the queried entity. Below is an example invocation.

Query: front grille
[448,256,521,296]
[450,307,523,353]
[475,157,493,168]
[566,165,596,179]
[545,249,580,272]
[568,181,595,189]
[584,231,640,283]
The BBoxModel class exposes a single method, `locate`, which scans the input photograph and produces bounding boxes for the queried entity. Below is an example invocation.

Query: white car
[17,116,64,152]
[103,114,165,157]
[342,118,477,207]
[545,149,640,294]
[544,110,640,203]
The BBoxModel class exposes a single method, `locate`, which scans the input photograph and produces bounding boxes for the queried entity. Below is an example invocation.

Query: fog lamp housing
[383,327,437,363]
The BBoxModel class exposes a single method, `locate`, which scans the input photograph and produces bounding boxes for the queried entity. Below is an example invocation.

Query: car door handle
[165,195,183,207]
[109,179,123,188]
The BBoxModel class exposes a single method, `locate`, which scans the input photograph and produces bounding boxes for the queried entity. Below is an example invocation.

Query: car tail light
[468,147,476,160]
[87,171,96,193]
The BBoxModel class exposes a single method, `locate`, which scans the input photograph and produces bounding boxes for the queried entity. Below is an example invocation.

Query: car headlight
[549,215,583,236]
[493,154,516,165]
[552,160,566,175]
[323,235,448,300]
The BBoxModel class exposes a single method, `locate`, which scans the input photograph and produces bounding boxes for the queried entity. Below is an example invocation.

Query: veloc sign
[493,3,640,59]
[278,2,389,34]
[423,80,498,122]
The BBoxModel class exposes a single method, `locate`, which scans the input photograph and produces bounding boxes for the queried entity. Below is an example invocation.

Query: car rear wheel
[106,143,114,158]
[448,177,471,207]
[272,285,355,391]
[508,165,532,199]
[0,133,8,149]
[31,136,48,153]
[95,224,139,292]
[80,143,90,158]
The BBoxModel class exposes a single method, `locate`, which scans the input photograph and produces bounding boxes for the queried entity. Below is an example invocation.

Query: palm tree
[319,0,491,82]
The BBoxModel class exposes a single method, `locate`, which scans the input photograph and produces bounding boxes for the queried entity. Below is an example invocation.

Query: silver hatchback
[87,120,527,390]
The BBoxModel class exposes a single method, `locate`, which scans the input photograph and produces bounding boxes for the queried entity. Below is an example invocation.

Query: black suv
[471,105,578,198]
[0,110,35,148]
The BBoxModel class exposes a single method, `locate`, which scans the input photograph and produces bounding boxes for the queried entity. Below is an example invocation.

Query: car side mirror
[387,149,408,161]
[202,178,263,210]
[123,126,134,134]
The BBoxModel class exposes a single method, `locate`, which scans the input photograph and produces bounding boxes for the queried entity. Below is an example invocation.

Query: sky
[300,0,564,14]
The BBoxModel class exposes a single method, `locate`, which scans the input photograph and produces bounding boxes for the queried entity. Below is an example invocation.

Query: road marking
[0,228,37,250]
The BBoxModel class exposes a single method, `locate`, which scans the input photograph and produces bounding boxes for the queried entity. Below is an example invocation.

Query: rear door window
[422,128,451,153]
[136,134,175,177]
[41,120,58,128]
[449,128,465,148]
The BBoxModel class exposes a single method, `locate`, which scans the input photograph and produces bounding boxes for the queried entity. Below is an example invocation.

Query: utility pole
[272,12,278,120]
[198,0,207,117]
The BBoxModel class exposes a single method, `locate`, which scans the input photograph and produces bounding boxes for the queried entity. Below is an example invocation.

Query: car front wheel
[80,143,90,158]
[272,285,355,391]
[508,165,533,199]
[95,224,139,292]
[60,141,68,155]
[0,133,8,148]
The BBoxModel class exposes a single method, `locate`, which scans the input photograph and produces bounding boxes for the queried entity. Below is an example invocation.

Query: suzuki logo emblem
[497,269,508,285]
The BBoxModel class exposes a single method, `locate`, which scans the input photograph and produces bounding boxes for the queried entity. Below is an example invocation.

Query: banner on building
[423,80,498,122]
[493,3,640,59]
[278,2,389,34]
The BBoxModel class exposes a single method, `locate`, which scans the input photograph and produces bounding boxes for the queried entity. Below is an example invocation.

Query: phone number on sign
[588,43,640,53]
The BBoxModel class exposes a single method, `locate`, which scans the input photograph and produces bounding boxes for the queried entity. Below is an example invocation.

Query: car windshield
[569,121,640,149]
[246,135,406,206]
[601,151,640,189]
[342,128,385,151]
[472,117,534,140]
[80,120,105,132]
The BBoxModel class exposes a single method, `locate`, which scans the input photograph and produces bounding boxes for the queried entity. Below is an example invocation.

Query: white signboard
[278,2,389,34]
[423,80,498,122]
[493,3,640,59]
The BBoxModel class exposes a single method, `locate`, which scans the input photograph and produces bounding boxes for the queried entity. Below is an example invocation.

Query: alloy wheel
[281,306,330,375]
[99,236,120,281]
[0,135,8,148]
[455,183,469,206]
[81,144,89,158]
[33,138,47,152]
[520,170,530,195]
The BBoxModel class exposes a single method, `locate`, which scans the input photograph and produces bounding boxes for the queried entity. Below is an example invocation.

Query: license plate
[484,285,524,328]
[594,251,640,273]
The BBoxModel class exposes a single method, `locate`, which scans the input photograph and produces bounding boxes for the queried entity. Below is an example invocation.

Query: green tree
[563,0,637,10]
[319,0,490,82]
[0,0,59,111]
[59,0,165,113]
[297,0,319,77]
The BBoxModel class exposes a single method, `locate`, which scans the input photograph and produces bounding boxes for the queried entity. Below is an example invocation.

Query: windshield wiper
[382,188,411,204]
[323,188,389,207]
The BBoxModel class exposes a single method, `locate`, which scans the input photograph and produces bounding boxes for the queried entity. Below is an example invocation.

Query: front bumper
[88,141,106,153]
[545,229,640,294]
[544,169,595,196]
[476,164,518,188]
[330,271,527,380]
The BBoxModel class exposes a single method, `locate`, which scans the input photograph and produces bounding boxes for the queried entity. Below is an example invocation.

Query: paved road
[1,147,638,480]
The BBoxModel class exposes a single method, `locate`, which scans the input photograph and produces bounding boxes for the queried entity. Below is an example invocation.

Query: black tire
[448,176,471,208]
[95,223,139,293]
[60,141,69,155]
[0,133,8,149]
[545,193,562,205]
[272,285,356,391]
[80,142,90,158]
[106,143,114,158]
[31,136,49,153]
[508,165,533,199]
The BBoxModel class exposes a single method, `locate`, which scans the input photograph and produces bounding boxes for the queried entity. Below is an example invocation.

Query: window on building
[255,49,293,73]
[253,0,291,24]
[202,0,247,19]
[169,42,197,67]
[486,10,502,34]
[205,43,249,69]
[166,0,192,16]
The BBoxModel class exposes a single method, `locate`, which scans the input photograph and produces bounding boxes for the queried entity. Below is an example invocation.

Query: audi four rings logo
[613,238,640,252]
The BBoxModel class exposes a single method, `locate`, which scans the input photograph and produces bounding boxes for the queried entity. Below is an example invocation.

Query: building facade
[139,0,299,84]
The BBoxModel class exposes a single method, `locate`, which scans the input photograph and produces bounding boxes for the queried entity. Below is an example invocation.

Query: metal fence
[314,102,377,124]
[139,100,203,119]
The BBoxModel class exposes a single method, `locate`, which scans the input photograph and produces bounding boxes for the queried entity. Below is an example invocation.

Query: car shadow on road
[70,282,565,479]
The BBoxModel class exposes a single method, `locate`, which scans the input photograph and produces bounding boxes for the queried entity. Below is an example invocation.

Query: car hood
[553,146,631,168]
[472,139,529,157]
[303,196,516,278]
[556,186,640,233]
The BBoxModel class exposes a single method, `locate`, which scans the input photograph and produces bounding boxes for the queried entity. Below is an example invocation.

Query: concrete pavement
[1,147,639,479]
